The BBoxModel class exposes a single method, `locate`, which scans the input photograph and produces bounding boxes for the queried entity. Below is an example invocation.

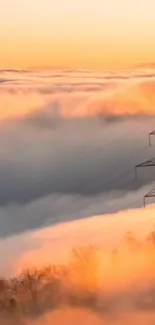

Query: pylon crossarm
[136,158,155,168]
[149,130,155,146]
[143,188,155,207]
[134,158,155,180]
[143,195,146,207]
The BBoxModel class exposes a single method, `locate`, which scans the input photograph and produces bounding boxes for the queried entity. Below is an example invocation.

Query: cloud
[14,204,155,269]
[134,62,155,69]
[30,309,104,325]
[0,113,154,238]
[0,69,155,239]
[1,68,155,122]
[1,204,155,275]
[2,68,155,324]
[2,206,155,324]
[28,309,155,325]
[2,77,155,121]
[0,78,8,84]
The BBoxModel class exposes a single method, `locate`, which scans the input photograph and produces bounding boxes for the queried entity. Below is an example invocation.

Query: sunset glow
[1,0,155,69]
[1,1,155,323]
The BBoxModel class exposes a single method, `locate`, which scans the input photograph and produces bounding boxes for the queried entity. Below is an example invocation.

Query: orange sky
[0,0,155,69]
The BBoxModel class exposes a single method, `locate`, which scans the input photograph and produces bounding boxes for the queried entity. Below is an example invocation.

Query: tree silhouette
[147,227,155,246]
[19,268,45,314]
[70,246,100,291]
[124,231,140,251]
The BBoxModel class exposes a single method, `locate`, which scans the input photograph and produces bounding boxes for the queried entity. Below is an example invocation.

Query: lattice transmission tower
[135,129,155,207]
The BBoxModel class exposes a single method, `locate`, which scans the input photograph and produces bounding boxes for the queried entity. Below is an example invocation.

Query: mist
[1,206,155,324]
[1,68,155,324]
[0,69,155,238]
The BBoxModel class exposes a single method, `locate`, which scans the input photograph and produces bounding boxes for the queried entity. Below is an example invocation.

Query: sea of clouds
[1,67,155,323]
[0,68,155,270]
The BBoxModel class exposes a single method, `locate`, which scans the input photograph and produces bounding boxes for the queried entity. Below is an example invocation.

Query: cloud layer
[1,204,155,276]
[0,68,155,241]
[2,205,155,324]
[1,68,155,121]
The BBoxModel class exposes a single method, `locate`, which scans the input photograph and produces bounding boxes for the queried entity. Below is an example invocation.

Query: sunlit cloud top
[1,0,155,69]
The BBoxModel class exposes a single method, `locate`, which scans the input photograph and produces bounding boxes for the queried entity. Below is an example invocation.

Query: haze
[1,2,155,323]
[1,0,155,69]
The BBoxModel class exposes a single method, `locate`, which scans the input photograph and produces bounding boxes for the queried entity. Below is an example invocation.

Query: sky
[1,0,155,69]
[1,3,155,321]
